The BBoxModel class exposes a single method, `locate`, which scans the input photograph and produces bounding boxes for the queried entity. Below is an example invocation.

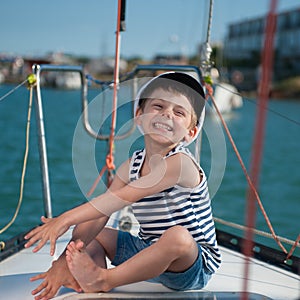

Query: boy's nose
[161,108,172,118]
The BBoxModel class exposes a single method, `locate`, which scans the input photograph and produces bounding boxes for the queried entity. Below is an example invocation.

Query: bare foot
[66,240,110,293]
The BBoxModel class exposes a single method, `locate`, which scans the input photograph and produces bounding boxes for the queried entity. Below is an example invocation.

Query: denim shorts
[111,230,212,291]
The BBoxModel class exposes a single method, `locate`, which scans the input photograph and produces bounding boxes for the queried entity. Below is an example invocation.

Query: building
[223,7,300,88]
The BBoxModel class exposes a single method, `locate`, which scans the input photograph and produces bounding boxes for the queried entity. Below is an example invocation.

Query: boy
[25,72,221,298]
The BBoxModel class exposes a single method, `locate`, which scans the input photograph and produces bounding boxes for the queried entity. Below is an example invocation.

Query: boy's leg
[106,225,198,285]
[65,227,119,292]
[66,225,199,292]
[94,227,119,262]
[85,227,119,268]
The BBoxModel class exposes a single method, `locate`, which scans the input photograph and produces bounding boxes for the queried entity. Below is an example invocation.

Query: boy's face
[136,88,198,145]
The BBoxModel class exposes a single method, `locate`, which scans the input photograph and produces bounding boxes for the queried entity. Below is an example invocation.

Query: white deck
[0,229,299,300]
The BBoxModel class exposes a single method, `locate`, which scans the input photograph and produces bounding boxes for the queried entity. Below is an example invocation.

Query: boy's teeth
[154,122,172,131]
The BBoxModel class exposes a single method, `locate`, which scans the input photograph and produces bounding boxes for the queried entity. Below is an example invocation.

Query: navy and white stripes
[129,145,221,273]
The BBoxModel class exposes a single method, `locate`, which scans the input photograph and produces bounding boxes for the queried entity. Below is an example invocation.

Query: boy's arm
[70,160,130,244]
[102,153,199,204]
[25,159,130,255]
[27,160,131,300]
[25,154,194,254]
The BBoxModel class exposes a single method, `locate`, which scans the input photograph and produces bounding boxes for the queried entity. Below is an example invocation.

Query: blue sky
[1,0,299,59]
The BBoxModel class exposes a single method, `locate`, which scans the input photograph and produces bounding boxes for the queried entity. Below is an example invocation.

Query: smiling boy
[25,72,221,298]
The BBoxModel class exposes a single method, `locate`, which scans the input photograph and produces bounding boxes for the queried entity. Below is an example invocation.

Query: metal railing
[33,64,87,217]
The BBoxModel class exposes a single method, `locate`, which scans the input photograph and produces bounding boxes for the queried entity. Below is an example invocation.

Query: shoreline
[1,75,300,101]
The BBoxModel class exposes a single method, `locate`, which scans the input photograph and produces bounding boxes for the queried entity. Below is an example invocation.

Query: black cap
[139,72,205,120]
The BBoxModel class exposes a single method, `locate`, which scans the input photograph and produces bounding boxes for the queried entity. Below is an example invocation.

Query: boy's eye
[175,110,185,116]
[153,104,163,109]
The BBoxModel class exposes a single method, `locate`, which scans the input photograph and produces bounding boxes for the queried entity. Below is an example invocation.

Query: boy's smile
[153,121,172,132]
[136,88,197,146]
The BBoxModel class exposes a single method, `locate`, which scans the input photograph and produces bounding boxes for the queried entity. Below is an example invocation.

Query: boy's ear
[135,107,143,126]
[184,126,199,143]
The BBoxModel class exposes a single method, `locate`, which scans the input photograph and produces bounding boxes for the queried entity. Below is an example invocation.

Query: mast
[199,0,213,74]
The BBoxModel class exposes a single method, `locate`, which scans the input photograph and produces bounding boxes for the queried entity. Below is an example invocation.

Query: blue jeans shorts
[111,230,212,291]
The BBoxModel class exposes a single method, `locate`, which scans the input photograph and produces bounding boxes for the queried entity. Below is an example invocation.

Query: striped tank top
[129,144,221,273]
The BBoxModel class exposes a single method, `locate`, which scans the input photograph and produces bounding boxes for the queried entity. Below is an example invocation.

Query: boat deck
[0,229,299,300]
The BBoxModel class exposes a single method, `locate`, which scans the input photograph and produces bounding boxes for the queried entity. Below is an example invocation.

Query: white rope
[0,86,33,236]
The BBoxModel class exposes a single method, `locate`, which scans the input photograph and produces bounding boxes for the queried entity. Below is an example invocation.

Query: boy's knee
[162,226,195,254]
[164,225,190,238]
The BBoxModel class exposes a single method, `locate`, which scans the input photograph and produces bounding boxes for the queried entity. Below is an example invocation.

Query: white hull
[0,229,299,300]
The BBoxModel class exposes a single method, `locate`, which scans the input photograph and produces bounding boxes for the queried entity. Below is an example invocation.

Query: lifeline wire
[0,78,28,102]
[215,83,300,127]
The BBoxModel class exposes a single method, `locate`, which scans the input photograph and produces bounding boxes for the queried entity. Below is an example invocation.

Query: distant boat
[55,71,82,89]
[0,71,4,84]
[211,81,243,114]
[41,71,82,89]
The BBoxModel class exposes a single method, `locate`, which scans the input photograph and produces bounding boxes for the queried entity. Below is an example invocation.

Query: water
[0,83,299,256]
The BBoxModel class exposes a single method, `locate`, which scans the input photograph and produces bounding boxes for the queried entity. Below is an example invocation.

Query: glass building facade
[224,7,300,80]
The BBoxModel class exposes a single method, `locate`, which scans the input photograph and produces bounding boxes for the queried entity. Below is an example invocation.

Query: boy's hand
[24,215,69,255]
[30,256,82,300]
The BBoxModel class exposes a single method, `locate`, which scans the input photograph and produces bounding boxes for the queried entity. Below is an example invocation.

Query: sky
[1,0,299,59]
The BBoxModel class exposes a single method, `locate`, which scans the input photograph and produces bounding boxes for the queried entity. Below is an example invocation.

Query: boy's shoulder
[114,158,132,185]
[166,145,198,164]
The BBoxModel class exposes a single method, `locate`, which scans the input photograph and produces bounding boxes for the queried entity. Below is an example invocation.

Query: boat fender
[0,241,5,251]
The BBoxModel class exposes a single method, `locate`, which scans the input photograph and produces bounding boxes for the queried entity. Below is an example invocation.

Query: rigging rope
[205,82,299,260]
[86,0,124,196]
[242,2,277,298]
[0,75,36,242]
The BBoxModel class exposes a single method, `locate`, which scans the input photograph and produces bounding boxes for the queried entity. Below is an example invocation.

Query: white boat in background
[55,72,82,90]
[0,71,5,84]
[41,71,82,89]
[203,68,243,115]
[212,82,243,114]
